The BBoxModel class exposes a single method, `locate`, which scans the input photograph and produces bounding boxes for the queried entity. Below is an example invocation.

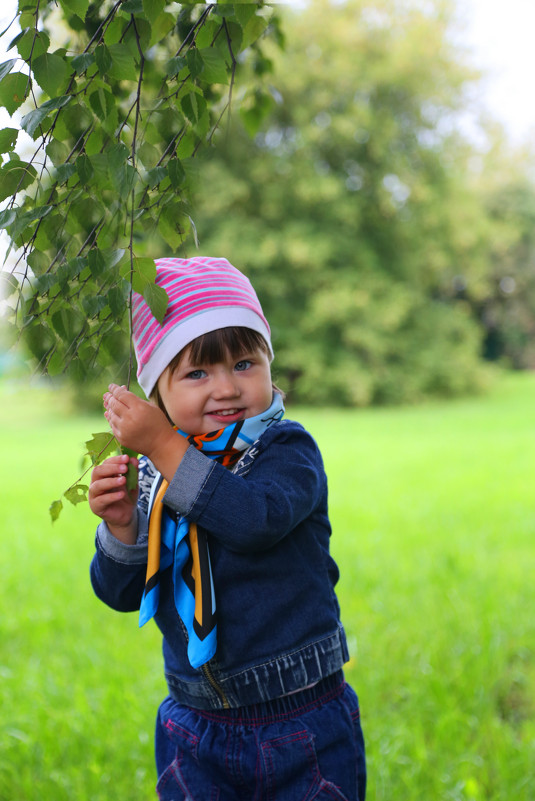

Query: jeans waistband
[192,669,345,725]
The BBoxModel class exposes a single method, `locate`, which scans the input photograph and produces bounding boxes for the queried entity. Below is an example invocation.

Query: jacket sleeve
[162,421,327,553]
[89,455,157,611]
[89,509,149,613]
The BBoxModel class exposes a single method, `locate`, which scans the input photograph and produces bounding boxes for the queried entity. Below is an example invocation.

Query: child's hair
[151,326,284,418]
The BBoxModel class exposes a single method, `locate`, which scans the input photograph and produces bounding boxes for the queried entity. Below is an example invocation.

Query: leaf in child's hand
[126,462,138,491]
[49,498,63,522]
[85,431,118,464]
[64,483,89,505]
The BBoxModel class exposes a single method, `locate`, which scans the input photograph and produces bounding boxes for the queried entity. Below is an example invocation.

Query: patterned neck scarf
[139,393,285,669]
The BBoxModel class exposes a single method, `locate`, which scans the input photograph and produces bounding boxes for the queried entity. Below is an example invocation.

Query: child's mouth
[208,408,244,422]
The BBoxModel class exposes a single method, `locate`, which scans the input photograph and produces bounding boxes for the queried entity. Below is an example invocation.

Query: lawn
[1,372,534,800]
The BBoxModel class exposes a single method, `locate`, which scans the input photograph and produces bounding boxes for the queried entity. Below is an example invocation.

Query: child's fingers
[91,455,130,479]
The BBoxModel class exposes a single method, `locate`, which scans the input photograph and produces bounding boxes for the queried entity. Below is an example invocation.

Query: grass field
[1,372,534,800]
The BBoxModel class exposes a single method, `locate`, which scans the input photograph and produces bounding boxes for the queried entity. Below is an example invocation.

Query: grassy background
[1,373,534,800]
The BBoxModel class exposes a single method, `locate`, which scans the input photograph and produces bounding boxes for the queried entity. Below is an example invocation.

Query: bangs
[186,327,270,366]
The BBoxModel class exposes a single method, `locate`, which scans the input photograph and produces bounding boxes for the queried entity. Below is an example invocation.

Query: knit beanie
[132,256,272,397]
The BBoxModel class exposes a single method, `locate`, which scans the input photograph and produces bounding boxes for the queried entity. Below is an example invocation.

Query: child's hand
[88,454,139,536]
[103,384,173,458]
[103,384,189,482]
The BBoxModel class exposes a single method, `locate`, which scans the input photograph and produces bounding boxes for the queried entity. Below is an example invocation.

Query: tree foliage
[189,0,505,405]
[0,1,282,385]
[0,1,282,519]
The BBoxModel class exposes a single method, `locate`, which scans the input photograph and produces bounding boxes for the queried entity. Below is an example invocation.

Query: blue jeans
[155,671,366,800]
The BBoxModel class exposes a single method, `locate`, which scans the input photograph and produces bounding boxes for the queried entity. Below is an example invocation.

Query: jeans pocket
[261,730,349,801]
[156,719,206,801]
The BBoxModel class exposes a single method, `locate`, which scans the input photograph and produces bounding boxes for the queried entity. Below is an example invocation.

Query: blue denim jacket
[90,420,350,710]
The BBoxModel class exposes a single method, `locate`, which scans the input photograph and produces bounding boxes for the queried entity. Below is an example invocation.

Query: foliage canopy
[0,1,281,385]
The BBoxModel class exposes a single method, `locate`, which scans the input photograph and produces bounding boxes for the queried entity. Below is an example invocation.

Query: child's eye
[186,369,206,380]
[235,360,252,372]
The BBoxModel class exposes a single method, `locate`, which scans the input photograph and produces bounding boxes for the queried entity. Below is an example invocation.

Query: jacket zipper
[202,661,230,709]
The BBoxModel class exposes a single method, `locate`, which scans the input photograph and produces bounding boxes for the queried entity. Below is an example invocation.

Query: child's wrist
[107,512,138,544]
[146,429,188,482]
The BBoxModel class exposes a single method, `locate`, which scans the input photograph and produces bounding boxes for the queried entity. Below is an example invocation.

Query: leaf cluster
[0,1,281,382]
[49,429,135,521]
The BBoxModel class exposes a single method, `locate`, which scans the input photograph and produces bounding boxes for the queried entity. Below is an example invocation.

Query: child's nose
[213,371,240,397]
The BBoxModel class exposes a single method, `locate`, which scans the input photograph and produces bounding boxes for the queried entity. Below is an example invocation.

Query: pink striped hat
[132,257,272,396]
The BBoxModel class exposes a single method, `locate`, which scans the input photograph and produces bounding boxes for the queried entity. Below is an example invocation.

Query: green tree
[0,0,282,517]
[0,1,282,385]
[190,0,495,404]
[471,140,535,369]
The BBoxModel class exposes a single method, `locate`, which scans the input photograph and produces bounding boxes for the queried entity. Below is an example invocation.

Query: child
[89,256,366,800]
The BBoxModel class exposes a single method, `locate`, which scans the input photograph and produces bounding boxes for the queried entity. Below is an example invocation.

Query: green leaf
[55,162,77,183]
[166,56,187,79]
[51,307,84,340]
[88,248,106,277]
[186,49,204,80]
[0,208,16,228]
[107,284,129,319]
[126,463,138,491]
[107,141,129,171]
[0,60,17,82]
[108,43,136,81]
[49,498,63,522]
[0,127,18,153]
[144,165,167,187]
[181,92,206,124]
[0,160,37,202]
[159,204,185,249]
[0,270,19,298]
[15,29,50,61]
[95,44,113,75]
[242,15,268,49]
[58,0,90,21]
[64,483,88,505]
[167,157,185,189]
[233,4,257,28]
[47,349,66,376]
[121,0,144,13]
[21,94,72,137]
[89,86,115,121]
[194,19,219,49]
[32,53,69,96]
[85,431,118,465]
[148,11,175,46]
[142,0,165,24]
[76,153,94,184]
[71,52,94,73]
[199,48,229,85]
[143,281,168,324]
[27,249,49,276]
[0,72,31,114]
[8,205,53,240]
[130,256,157,293]
[46,138,69,165]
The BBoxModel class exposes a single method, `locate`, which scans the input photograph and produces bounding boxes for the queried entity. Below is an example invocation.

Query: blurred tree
[189,0,496,404]
[470,140,535,369]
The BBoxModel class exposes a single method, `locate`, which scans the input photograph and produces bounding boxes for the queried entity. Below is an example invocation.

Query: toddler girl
[89,256,366,800]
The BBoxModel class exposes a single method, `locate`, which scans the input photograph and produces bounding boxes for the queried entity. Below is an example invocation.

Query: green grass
[1,373,534,800]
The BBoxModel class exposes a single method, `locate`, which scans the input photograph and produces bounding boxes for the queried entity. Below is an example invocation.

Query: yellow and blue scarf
[139,394,285,669]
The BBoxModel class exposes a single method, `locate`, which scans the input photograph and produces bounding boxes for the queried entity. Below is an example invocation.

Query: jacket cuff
[96,510,149,564]
[163,445,216,515]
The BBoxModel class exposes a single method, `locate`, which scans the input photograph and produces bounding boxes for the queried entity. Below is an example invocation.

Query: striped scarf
[139,393,285,669]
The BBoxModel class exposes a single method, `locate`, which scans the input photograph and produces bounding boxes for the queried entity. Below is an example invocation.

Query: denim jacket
[90,419,350,710]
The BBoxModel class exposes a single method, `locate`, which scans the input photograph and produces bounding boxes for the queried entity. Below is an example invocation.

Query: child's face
[156,345,273,434]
